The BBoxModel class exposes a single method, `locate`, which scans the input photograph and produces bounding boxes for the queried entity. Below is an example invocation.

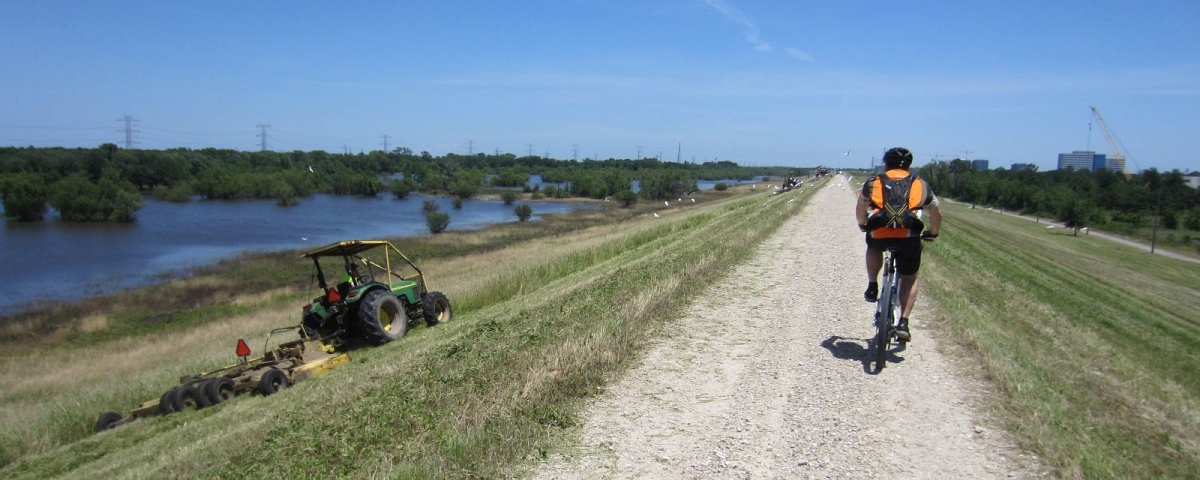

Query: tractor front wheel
[423,291,453,327]
[358,290,408,344]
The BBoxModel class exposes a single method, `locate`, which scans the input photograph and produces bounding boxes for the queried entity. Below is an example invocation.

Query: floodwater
[0,194,592,313]
[0,177,760,313]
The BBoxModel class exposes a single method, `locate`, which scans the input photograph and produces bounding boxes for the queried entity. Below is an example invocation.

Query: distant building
[1105,156,1126,173]
[1186,176,1200,189]
[1057,151,1106,171]
[1010,163,1037,171]
[971,159,989,171]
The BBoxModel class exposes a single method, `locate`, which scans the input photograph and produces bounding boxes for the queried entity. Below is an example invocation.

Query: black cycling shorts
[865,236,923,276]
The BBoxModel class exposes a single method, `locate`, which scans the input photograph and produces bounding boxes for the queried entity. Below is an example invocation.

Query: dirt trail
[529,175,1041,479]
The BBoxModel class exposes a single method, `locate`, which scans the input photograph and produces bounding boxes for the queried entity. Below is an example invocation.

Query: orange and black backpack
[865,172,926,238]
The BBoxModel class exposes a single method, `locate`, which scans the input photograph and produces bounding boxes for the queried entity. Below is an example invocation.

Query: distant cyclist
[855,147,942,341]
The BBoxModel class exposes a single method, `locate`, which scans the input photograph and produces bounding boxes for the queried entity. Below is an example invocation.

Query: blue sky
[2,1,1197,172]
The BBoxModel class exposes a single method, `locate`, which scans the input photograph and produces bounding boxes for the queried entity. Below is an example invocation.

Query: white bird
[677,197,682,202]
[690,198,695,203]
[307,165,314,173]
[664,200,669,206]
[845,149,852,155]
[788,198,795,203]
[653,212,660,217]
[301,237,308,241]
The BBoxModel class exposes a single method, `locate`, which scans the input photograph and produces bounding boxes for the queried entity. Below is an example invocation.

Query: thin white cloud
[701,0,771,52]
[784,47,814,62]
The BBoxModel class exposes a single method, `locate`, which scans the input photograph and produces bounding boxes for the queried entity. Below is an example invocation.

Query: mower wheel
[195,380,216,408]
[257,368,290,396]
[203,377,236,405]
[422,291,453,327]
[158,388,180,415]
[175,385,202,410]
[358,289,408,344]
[96,411,123,432]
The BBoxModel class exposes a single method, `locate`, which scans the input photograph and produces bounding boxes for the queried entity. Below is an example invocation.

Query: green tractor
[301,240,452,347]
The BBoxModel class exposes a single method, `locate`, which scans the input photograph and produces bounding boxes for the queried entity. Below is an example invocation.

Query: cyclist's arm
[927,196,942,235]
[855,194,870,227]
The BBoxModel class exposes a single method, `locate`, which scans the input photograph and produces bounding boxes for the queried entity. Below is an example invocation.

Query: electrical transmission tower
[116,115,139,148]
[256,124,271,151]
[380,134,391,153]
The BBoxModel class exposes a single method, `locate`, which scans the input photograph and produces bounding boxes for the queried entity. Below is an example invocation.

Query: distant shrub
[530,192,544,200]
[615,190,638,208]
[514,204,533,222]
[422,199,440,214]
[425,212,450,234]
[452,198,463,209]
[501,191,518,205]
[714,182,729,191]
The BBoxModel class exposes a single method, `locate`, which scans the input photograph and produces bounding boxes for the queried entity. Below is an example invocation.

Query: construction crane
[1089,106,1132,178]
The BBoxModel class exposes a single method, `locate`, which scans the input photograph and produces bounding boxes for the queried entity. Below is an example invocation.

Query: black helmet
[883,147,913,169]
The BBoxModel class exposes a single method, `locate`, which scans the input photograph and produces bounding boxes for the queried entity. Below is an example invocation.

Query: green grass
[0,182,820,478]
[923,202,1200,479]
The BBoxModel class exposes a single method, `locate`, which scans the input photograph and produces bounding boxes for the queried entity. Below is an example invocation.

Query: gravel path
[528,175,1041,479]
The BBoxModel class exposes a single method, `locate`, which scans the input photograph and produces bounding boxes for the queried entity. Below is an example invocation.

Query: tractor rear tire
[422,291,452,327]
[257,368,289,396]
[203,377,236,405]
[96,411,123,432]
[358,290,408,344]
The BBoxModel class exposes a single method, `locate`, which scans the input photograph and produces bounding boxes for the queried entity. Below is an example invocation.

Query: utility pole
[637,146,642,159]
[468,140,474,155]
[572,144,578,162]
[527,144,533,157]
[380,134,390,153]
[116,115,139,149]
[677,143,681,162]
[256,124,271,152]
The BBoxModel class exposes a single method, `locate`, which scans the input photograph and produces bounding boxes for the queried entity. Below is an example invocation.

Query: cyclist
[855,147,941,341]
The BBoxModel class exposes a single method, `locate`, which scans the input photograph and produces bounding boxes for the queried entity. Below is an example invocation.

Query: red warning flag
[236,339,251,358]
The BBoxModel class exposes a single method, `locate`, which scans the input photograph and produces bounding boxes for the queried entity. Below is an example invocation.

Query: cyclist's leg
[864,235,883,301]
[899,272,919,318]
[894,238,924,340]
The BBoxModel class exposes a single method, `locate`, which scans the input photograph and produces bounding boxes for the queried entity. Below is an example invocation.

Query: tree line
[0,144,794,222]
[915,159,1200,235]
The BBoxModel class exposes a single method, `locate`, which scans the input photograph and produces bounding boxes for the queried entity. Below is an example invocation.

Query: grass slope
[923,202,1200,479]
[1,183,820,479]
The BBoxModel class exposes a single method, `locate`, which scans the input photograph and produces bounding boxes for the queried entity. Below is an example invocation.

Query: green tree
[615,189,638,208]
[389,178,418,199]
[0,173,49,221]
[1061,198,1097,236]
[514,204,533,222]
[422,199,440,215]
[501,191,518,205]
[713,182,729,191]
[48,172,103,221]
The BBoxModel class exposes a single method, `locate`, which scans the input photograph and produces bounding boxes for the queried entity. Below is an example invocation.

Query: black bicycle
[873,246,904,370]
